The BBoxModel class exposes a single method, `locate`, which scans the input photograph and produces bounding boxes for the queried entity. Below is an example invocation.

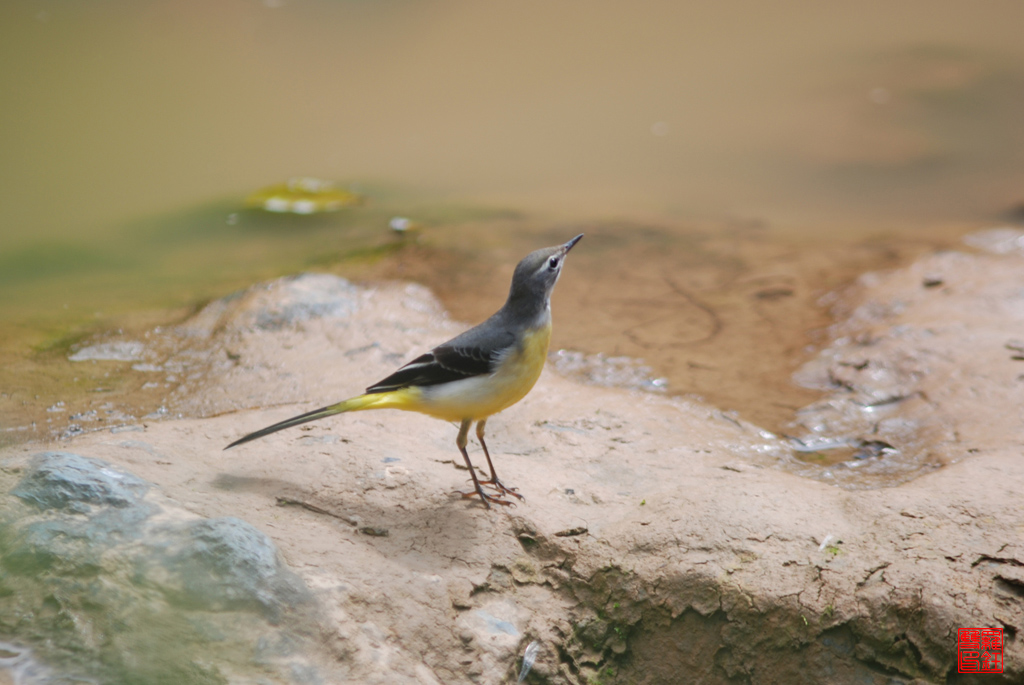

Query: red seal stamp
[958,627,1003,674]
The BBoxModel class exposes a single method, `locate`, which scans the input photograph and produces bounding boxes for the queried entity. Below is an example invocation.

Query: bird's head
[505,234,583,316]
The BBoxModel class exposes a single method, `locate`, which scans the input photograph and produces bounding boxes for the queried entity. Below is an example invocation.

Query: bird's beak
[562,234,584,253]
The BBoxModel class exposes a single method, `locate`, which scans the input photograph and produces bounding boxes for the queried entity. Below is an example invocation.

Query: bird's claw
[458,488,517,509]
[480,478,525,501]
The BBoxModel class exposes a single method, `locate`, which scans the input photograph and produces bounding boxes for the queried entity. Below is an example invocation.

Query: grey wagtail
[226,234,583,508]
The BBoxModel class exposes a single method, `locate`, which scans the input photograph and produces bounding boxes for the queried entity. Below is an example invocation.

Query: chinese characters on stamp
[958,627,1003,674]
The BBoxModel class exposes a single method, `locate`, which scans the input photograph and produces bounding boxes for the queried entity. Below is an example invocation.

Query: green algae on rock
[246,178,364,215]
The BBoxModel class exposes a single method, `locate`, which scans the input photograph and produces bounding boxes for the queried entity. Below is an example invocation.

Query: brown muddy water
[2,1,1023,460]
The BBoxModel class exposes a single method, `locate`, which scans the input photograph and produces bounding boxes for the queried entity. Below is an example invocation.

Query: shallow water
[2,1,1022,445]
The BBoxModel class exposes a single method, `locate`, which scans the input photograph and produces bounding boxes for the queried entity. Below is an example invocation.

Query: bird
[225,234,583,508]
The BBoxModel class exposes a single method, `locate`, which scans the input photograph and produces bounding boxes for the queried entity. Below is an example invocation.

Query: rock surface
[1,241,1022,683]
[790,247,1024,489]
[0,452,318,684]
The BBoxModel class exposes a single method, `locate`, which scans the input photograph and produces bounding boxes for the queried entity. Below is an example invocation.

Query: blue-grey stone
[141,517,311,620]
[11,452,149,513]
[0,453,318,683]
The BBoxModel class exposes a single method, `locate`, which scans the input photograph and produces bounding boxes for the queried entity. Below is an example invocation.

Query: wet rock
[0,453,318,684]
[788,247,1024,487]
[0,642,54,685]
[12,451,150,512]
[248,273,361,330]
[963,226,1024,255]
[68,340,146,362]
[141,516,311,620]
[183,273,362,336]
[549,349,668,393]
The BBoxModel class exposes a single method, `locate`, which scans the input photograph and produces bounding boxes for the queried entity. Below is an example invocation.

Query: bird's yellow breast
[411,322,552,422]
[496,323,552,403]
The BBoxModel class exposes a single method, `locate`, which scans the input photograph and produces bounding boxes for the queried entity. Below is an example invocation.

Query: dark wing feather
[366,316,516,394]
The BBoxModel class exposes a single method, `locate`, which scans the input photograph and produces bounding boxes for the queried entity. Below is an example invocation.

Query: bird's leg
[455,419,513,509]
[475,419,524,501]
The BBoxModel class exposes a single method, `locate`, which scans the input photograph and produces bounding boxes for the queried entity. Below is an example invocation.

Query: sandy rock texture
[2,237,1023,684]
[790,242,1024,489]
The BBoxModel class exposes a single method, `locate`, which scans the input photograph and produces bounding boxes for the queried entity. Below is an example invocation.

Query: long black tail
[224,401,351,449]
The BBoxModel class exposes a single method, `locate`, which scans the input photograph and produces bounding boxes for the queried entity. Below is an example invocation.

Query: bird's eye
[548,256,560,270]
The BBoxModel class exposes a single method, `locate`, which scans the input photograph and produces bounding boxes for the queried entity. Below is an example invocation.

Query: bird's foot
[480,477,525,501]
[458,486,516,509]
